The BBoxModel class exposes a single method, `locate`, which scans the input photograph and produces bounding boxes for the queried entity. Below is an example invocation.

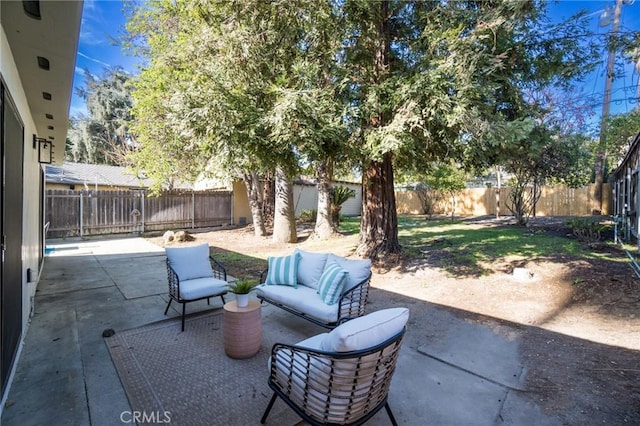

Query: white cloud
[79,0,107,46]
[77,52,113,69]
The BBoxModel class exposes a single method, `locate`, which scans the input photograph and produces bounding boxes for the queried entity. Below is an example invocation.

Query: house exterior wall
[293,184,318,216]
[235,181,363,224]
[335,182,362,216]
[292,182,362,217]
[233,180,251,225]
[2,26,42,331]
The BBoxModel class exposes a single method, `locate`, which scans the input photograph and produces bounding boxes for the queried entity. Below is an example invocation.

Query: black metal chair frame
[261,327,406,426]
[258,269,371,329]
[164,255,227,331]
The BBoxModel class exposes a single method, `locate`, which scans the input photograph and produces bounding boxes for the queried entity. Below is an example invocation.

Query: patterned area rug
[104,309,309,426]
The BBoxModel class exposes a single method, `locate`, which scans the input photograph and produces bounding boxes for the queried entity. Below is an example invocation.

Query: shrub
[298,209,317,223]
[566,218,606,246]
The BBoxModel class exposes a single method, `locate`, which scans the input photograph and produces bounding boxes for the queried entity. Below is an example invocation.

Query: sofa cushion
[317,261,348,305]
[256,284,339,324]
[179,277,228,300]
[322,307,409,352]
[165,244,213,281]
[294,249,328,289]
[265,252,301,287]
[326,254,371,293]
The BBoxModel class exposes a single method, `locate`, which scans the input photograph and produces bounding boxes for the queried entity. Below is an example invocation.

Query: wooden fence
[45,190,233,238]
[395,183,612,217]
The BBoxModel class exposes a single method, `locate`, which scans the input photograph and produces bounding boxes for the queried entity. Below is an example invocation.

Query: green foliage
[331,185,356,227]
[332,186,356,207]
[500,121,593,224]
[67,67,134,166]
[566,218,607,246]
[602,110,640,168]
[228,278,258,295]
[298,209,317,223]
[121,0,603,254]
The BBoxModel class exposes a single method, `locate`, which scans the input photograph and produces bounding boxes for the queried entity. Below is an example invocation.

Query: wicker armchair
[164,244,228,331]
[261,308,409,426]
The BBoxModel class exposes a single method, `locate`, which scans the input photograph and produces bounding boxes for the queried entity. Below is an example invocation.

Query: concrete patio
[1,236,560,425]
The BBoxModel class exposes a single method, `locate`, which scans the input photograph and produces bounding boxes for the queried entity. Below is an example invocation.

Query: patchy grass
[209,215,622,280]
[208,247,266,280]
[339,215,616,277]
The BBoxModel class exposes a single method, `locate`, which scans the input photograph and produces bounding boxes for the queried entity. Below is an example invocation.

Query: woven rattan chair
[164,244,228,331]
[261,308,409,426]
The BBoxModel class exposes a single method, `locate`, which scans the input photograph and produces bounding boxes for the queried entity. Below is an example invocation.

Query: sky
[71,0,640,134]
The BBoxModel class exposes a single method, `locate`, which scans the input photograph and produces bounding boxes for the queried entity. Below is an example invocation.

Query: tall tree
[67,67,134,165]
[342,0,599,258]
[124,0,600,257]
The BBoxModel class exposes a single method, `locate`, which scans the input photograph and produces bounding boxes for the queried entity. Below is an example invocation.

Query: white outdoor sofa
[256,249,372,328]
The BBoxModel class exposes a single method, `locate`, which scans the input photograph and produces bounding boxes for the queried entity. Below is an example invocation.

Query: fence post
[191,191,195,229]
[79,192,83,238]
[141,191,145,234]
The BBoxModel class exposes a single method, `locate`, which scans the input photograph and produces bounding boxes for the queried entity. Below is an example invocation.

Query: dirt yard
[148,216,640,424]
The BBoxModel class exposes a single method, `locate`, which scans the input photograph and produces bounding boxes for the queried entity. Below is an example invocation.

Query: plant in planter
[229,278,257,307]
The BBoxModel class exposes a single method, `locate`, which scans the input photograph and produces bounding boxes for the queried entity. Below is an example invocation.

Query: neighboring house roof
[45,162,152,189]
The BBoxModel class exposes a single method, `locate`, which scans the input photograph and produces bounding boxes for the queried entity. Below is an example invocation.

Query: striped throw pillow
[317,261,348,305]
[265,252,301,287]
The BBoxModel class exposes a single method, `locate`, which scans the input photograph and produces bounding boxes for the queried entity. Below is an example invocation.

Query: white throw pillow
[165,243,213,281]
[317,260,348,305]
[326,254,372,293]
[265,252,301,287]
[322,307,409,352]
[294,249,328,289]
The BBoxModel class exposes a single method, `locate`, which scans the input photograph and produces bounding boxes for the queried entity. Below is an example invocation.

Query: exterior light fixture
[23,1,41,20]
[33,135,52,163]
[37,56,50,70]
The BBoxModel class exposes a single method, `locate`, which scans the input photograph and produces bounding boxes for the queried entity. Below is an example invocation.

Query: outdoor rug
[104,310,309,426]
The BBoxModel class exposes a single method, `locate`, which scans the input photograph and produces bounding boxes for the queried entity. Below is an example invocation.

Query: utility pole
[594,0,623,214]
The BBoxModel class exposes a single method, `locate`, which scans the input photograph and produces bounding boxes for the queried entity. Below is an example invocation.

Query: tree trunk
[356,152,401,259]
[593,153,605,214]
[242,171,266,237]
[356,0,401,259]
[272,166,297,243]
[313,159,336,239]
[262,172,275,226]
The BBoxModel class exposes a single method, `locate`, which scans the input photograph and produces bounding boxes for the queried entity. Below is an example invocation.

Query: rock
[174,230,195,242]
[513,267,535,281]
[163,230,175,245]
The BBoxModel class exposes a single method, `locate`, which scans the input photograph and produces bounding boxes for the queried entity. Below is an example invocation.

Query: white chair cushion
[317,261,348,305]
[165,244,213,281]
[326,254,371,293]
[294,249,328,289]
[322,307,409,352]
[265,252,301,287]
[256,284,339,324]
[179,277,228,300]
